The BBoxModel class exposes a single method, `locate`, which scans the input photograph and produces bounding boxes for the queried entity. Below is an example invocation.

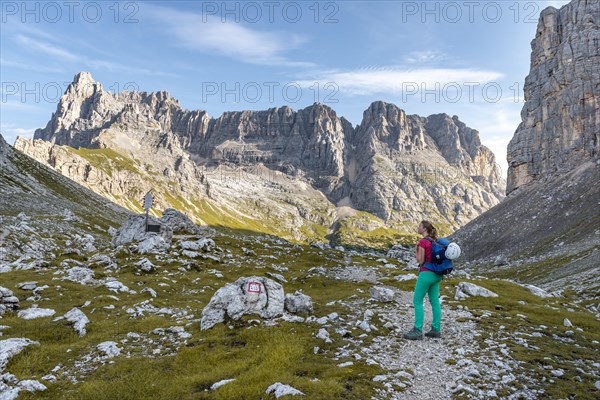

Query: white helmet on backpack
[445,242,461,260]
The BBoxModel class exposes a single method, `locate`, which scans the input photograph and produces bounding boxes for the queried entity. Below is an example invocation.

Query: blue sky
[1,0,571,176]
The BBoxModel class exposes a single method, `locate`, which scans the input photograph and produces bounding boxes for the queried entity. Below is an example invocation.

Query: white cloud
[143,5,314,67]
[296,66,505,96]
[85,60,179,78]
[0,58,64,73]
[15,34,78,62]
[403,50,446,65]
[9,35,175,77]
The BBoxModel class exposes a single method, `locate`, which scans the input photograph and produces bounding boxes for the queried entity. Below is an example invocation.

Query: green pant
[412,271,443,331]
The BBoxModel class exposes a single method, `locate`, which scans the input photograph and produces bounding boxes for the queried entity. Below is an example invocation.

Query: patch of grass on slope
[68,147,140,177]
[4,235,385,400]
[441,279,600,398]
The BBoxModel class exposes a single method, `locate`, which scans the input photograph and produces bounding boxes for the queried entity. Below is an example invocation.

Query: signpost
[143,191,153,232]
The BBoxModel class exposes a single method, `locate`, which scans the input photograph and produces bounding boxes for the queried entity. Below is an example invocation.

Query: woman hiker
[403,220,443,340]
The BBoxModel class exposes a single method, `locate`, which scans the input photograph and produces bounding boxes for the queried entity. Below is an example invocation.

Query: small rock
[64,267,96,285]
[266,272,287,283]
[522,284,553,298]
[17,380,47,392]
[97,341,121,358]
[138,235,168,254]
[210,379,235,390]
[141,287,157,298]
[455,282,498,300]
[0,388,20,400]
[17,307,55,320]
[551,369,565,377]
[316,328,332,343]
[16,282,37,291]
[41,375,57,383]
[284,292,313,314]
[63,308,90,336]
[369,286,395,302]
[265,382,304,398]
[104,280,133,294]
[563,318,573,327]
[135,258,157,272]
[180,238,215,252]
[338,361,354,368]
[394,274,417,282]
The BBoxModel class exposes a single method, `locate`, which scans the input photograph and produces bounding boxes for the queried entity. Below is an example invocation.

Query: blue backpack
[424,237,453,275]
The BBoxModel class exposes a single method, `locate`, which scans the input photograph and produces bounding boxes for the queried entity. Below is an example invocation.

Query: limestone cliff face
[24,72,505,236]
[454,0,600,289]
[346,101,503,225]
[507,0,600,194]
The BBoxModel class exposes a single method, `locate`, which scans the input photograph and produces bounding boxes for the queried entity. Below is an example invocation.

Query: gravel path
[343,289,478,399]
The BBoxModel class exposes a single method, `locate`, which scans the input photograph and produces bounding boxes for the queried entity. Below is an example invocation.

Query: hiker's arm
[415,246,425,265]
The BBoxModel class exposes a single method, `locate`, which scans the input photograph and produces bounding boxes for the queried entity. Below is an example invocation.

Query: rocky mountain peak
[506,0,599,194]
[19,73,507,239]
[70,71,101,93]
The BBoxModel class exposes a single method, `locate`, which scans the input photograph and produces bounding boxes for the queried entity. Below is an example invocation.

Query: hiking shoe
[403,328,423,340]
[425,328,441,338]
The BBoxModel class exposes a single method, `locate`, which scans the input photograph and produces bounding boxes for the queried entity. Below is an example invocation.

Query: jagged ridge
[19,72,505,244]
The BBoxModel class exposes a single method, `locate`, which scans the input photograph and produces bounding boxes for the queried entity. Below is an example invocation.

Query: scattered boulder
[316,328,332,343]
[386,244,413,263]
[88,253,114,268]
[137,235,169,254]
[97,341,121,358]
[161,208,203,235]
[563,318,573,328]
[369,286,395,302]
[64,267,96,285]
[201,277,285,330]
[284,291,313,314]
[141,287,157,298]
[455,282,498,300]
[395,274,417,282]
[267,272,287,283]
[210,379,235,391]
[17,379,47,392]
[522,284,553,298]
[310,242,330,250]
[16,282,37,291]
[265,382,304,398]
[63,308,90,336]
[110,213,173,247]
[17,307,56,320]
[0,388,20,399]
[493,256,508,267]
[180,238,215,252]
[135,258,157,272]
[111,209,202,253]
[105,280,134,294]
[0,287,19,314]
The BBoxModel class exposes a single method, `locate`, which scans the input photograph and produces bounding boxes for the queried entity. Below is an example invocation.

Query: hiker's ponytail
[421,220,438,240]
